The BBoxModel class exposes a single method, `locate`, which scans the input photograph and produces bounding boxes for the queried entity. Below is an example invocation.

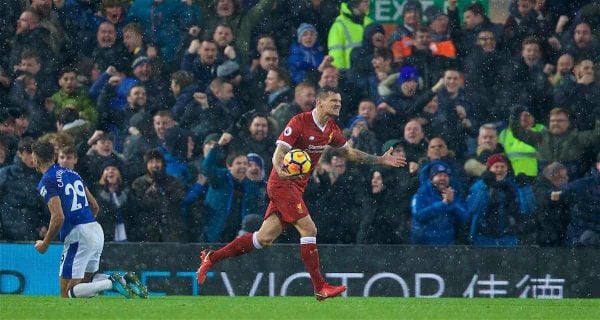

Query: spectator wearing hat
[0,137,46,241]
[498,106,545,177]
[378,65,445,132]
[246,152,267,215]
[387,0,423,47]
[130,149,186,242]
[327,0,373,70]
[418,137,467,197]
[345,114,379,156]
[200,138,262,243]
[349,23,386,89]
[467,153,536,246]
[56,108,94,157]
[217,60,242,86]
[94,159,133,242]
[181,39,222,92]
[357,169,410,244]
[411,160,469,245]
[287,23,325,85]
[510,106,600,180]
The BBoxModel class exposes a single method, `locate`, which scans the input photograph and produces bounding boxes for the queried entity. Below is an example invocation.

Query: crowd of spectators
[0,0,598,246]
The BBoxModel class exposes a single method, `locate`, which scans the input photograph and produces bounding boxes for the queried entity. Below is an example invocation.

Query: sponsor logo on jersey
[309,136,315,141]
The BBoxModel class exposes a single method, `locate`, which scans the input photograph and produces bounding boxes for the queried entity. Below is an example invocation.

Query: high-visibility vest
[327,3,373,70]
[498,124,546,176]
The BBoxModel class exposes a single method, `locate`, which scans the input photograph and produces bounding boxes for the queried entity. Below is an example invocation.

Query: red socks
[300,239,325,291]
[210,233,255,264]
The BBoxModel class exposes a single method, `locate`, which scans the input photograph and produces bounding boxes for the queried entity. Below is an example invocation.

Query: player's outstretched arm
[35,196,65,254]
[339,146,407,167]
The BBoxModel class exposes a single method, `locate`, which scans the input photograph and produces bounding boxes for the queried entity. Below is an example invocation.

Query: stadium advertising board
[1,243,598,298]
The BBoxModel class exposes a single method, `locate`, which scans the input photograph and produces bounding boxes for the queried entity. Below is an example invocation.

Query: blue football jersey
[37,164,95,240]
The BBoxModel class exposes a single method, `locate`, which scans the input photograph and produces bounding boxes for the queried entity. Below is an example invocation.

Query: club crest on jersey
[40,186,47,197]
[284,127,292,136]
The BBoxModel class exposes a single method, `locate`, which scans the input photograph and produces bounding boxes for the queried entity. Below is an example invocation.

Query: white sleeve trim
[276,140,292,150]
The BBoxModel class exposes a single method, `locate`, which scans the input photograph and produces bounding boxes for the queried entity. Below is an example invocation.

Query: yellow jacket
[327,3,373,70]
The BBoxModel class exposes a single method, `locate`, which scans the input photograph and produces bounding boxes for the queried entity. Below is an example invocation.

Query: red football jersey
[268,110,347,190]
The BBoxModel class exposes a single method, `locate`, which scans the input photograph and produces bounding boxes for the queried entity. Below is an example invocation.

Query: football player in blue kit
[32,140,148,298]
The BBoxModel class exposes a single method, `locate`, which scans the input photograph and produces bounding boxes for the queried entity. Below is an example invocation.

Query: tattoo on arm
[341,146,380,165]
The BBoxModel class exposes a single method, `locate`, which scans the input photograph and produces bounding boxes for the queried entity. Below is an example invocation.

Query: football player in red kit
[196,86,406,301]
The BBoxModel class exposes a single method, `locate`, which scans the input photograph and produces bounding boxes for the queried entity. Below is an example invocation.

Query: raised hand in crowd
[193,92,209,108]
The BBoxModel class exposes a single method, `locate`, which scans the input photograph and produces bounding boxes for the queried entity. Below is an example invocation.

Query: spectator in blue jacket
[411,161,469,245]
[201,138,262,243]
[287,23,325,84]
[468,154,537,246]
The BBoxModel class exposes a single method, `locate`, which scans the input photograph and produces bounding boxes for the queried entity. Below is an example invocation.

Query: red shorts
[265,181,310,224]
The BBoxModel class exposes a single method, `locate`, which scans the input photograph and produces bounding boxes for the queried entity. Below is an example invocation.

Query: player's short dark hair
[316,86,340,100]
[32,140,55,163]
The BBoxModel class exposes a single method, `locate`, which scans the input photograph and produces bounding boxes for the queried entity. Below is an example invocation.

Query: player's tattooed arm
[272,143,291,177]
[339,145,407,167]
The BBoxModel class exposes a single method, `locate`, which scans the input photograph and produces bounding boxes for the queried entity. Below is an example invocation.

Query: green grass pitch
[2,296,599,319]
